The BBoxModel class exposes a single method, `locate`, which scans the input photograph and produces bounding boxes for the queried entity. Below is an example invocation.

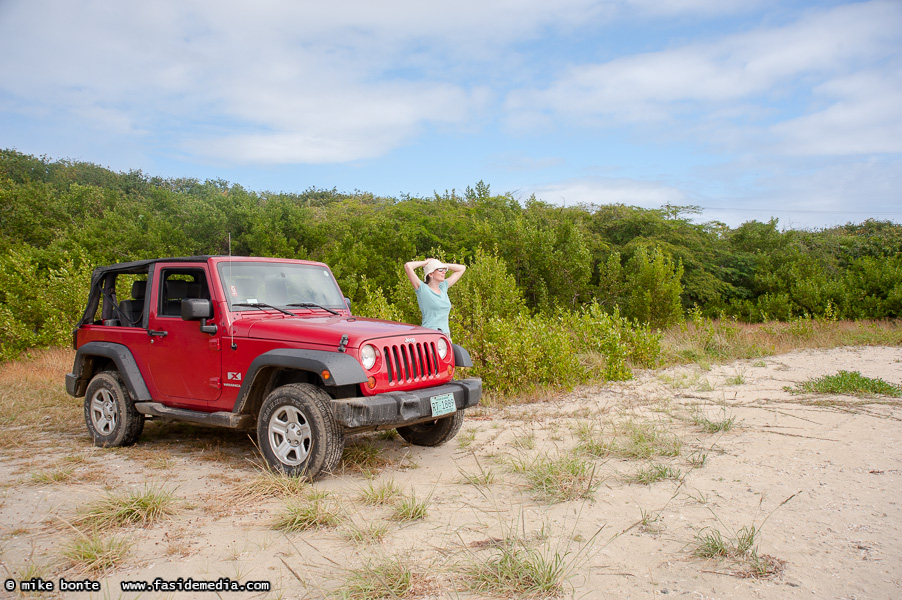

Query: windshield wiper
[287,302,340,315]
[233,302,297,317]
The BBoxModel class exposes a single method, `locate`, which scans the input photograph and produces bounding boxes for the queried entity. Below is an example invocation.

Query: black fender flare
[452,344,473,368]
[68,341,152,401]
[232,349,367,413]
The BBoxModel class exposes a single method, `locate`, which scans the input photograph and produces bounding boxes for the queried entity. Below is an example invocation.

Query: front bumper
[331,377,482,429]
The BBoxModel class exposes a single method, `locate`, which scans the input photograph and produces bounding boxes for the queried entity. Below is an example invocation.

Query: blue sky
[1,0,900,228]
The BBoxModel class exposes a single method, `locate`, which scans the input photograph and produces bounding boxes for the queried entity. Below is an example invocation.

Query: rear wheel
[84,371,145,447]
[397,410,464,447]
[257,384,344,480]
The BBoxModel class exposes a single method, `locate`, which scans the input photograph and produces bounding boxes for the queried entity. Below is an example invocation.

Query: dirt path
[1,346,900,599]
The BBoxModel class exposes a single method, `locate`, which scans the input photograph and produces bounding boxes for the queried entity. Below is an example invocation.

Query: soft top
[90,256,215,278]
[77,256,215,328]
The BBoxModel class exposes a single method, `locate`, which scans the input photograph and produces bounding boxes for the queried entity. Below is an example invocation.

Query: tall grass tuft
[74,485,179,530]
[62,533,130,574]
[339,555,418,600]
[509,452,600,503]
[273,491,342,532]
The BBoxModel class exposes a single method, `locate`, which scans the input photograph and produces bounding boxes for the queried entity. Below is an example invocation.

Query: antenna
[229,233,237,350]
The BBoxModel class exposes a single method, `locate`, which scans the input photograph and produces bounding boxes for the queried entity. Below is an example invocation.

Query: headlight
[436,338,448,359]
[361,344,377,370]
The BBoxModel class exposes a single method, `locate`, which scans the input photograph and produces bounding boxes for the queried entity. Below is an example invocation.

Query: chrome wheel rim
[268,405,312,465]
[89,388,118,435]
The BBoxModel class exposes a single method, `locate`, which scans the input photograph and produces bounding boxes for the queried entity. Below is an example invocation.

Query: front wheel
[257,384,344,480]
[397,410,464,447]
[84,371,145,447]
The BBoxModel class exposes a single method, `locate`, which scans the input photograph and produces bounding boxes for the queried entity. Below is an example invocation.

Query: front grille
[382,341,441,384]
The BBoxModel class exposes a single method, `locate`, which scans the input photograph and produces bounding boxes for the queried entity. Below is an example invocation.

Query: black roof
[77,256,217,328]
[90,256,217,277]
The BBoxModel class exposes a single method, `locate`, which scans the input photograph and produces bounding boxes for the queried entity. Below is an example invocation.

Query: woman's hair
[424,273,432,284]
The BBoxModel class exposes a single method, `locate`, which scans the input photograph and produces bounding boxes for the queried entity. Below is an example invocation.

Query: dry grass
[338,554,425,600]
[61,532,130,575]
[340,437,392,475]
[662,318,901,367]
[272,491,342,532]
[209,462,310,515]
[72,484,180,530]
[0,348,80,448]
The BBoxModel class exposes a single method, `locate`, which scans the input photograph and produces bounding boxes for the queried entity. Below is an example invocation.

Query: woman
[404,257,466,340]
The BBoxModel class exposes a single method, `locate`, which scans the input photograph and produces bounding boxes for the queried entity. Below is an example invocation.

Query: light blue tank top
[415,280,451,339]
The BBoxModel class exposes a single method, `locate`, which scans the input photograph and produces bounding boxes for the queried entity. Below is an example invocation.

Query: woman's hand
[444,263,466,287]
[404,259,428,289]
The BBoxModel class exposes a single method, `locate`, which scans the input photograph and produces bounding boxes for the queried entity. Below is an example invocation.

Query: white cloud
[506,0,902,158]
[0,0,613,165]
[770,71,902,156]
[524,177,687,208]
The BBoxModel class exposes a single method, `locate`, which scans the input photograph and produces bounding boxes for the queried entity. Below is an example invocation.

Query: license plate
[430,393,456,417]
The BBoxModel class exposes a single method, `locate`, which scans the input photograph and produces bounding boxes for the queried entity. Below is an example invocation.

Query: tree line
[1,149,899,387]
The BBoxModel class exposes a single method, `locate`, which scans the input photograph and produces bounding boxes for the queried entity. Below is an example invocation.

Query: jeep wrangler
[65,256,482,480]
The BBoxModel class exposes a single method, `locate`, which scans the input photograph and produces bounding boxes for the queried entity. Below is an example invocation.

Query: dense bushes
[1,149,900,392]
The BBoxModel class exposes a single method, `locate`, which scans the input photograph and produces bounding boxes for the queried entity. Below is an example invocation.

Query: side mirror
[344,296,352,314]
[181,299,217,335]
[181,299,212,320]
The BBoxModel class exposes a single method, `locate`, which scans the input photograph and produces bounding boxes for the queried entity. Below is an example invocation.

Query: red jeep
[65,256,481,479]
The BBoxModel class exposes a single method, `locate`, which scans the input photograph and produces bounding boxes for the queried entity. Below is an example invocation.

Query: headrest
[131,280,147,299]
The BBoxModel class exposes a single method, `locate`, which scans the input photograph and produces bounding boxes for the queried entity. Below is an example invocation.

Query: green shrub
[0,246,92,360]
[596,246,684,329]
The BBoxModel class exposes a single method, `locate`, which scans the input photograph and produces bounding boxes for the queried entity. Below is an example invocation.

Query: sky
[1,0,900,229]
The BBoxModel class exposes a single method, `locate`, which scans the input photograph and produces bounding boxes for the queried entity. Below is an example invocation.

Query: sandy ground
[1,346,900,599]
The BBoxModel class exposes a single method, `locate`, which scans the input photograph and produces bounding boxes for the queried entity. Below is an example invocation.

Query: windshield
[217,262,346,311]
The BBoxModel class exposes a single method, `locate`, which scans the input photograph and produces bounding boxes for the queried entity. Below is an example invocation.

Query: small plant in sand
[692,525,783,577]
[338,555,421,600]
[687,451,708,468]
[626,463,682,485]
[638,507,665,534]
[358,478,402,506]
[785,370,902,397]
[341,438,391,475]
[461,517,598,599]
[459,467,497,487]
[457,427,478,449]
[343,520,391,545]
[616,421,683,459]
[724,369,747,386]
[692,493,798,579]
[510,430,536,451]
[390,490,430,522]
[458,454,497,487]
[62,533,130,574]
[273,491,342,532]
[30,465,76,484]
[73,485,179,530]
[509,452,600,503]
[12,556,54,588]
[691,409,738,433]
[574,421,617,458]
[220,460,309,510]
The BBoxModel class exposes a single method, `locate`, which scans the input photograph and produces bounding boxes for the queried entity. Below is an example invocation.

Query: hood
[230,314,436,348]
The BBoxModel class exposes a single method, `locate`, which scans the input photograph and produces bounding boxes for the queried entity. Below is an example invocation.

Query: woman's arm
[404,259,429,290]
[444,263,466,288]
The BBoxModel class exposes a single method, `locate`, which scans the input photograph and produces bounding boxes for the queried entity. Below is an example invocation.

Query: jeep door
[146,264,222,408]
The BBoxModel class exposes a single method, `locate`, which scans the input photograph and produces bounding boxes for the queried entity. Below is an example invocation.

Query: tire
[257,384,344,480]
[84,371,145,447]
[397,409,464,447]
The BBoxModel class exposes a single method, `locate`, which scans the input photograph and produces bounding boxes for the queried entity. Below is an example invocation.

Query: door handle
[148,330,168,338]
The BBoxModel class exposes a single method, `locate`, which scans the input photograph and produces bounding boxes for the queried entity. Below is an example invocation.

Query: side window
[159,268,210,317]
[97,273,149,327]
